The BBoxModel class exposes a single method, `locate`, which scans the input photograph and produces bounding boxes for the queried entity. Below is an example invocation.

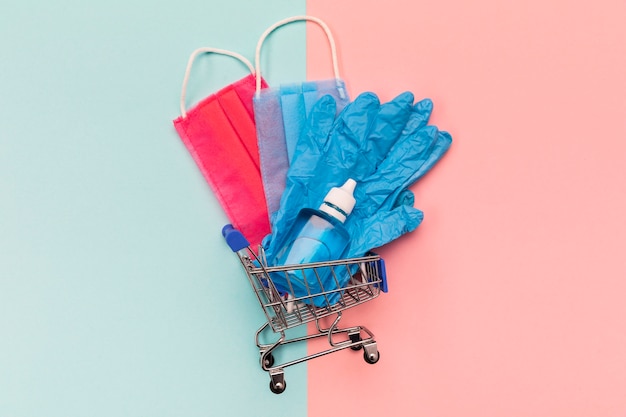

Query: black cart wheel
[269,379,287,394]
[364,350,380,364]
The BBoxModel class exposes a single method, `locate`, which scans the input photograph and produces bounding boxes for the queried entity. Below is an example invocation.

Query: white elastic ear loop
[254,15,343,98]
[179,47,255,118]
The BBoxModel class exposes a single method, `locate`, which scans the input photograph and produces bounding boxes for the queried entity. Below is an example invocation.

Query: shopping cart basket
[222,224,388,394]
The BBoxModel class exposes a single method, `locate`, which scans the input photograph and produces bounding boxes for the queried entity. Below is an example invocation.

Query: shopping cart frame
[223,225,388,394]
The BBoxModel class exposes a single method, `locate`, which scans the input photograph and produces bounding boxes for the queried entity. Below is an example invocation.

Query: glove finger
[367,130,452,214]
[265,181,312,262]
[288,95,337,179]
[329,92,380,152]
[359,91,415,169]
[295,94,337,156]
[414,98,433,124]
[401,98,433,137]
[393,188,415,209]
[346,205,424,258]
[356,125,440,212]
[400,130,453,189]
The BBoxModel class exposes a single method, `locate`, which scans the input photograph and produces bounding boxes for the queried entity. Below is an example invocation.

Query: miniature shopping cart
[222,224,388,394]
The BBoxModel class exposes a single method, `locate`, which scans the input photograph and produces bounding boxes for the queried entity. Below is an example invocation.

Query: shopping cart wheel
[363,344,380,364]
[364,350,380,364]
[269,376,287,394]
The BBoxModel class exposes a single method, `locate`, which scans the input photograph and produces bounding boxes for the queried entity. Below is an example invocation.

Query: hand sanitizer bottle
[275,179,357,307]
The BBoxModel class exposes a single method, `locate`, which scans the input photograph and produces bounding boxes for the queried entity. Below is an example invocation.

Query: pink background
[306,0,626,415]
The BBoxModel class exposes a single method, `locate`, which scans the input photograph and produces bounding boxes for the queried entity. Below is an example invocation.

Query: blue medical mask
[253,15,350,219]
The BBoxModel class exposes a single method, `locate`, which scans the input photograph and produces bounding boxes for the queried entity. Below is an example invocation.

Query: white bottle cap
[319,178,357,223]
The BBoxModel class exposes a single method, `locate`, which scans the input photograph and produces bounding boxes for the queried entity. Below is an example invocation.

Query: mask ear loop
[254,15,346,100]
[179,47,256,118]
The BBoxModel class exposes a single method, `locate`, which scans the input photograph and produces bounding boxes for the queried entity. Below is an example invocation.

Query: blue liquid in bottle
[278,208,350,265]
[274,179,356,307]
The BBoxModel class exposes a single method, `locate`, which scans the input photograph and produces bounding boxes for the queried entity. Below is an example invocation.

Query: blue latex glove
[346,125,452,258]
[263,91,452,307]
[263,91,417,261]
[345,92,452,257]
[264,92,452,263]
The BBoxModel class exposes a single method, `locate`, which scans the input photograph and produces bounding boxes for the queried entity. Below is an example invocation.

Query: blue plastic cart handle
[377,257,388,293]
[222,224,250,252]
[366,252,388,293]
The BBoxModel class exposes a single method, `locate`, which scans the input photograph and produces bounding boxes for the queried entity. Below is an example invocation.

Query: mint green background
[0,1,308,415]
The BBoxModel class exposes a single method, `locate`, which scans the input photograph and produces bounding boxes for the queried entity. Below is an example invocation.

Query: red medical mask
[173,47,270,249]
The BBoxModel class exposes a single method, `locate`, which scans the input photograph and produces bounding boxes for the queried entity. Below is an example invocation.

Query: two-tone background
[2,0,625,415]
